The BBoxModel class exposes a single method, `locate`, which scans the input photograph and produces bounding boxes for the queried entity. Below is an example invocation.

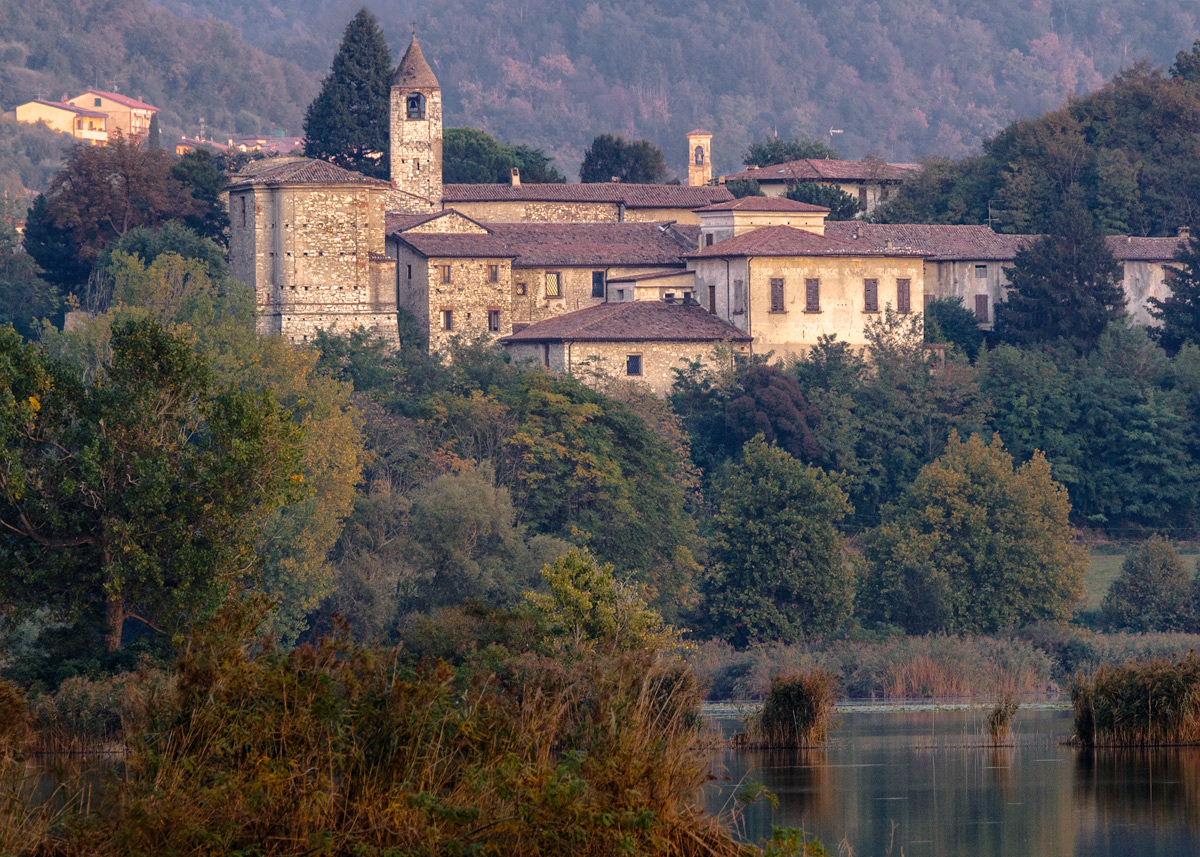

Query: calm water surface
[705,706,1200,857]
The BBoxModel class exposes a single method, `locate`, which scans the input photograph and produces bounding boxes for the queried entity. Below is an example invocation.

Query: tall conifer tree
[303,9,392,178]
[995,201,1126,349]
[1149,228,1200,355]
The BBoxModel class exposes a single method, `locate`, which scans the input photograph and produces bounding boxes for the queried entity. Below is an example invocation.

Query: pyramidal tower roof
[393,34,439,88]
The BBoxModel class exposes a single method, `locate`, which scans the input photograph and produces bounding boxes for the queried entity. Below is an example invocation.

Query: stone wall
[510,265,675,324]
[421,255,512,352]
[506,339,747,396]
[927,260,1008,330]
[442,200,621,223]
[405,211,487,233]
[390,84,442,212]
[1121,260,1170,325]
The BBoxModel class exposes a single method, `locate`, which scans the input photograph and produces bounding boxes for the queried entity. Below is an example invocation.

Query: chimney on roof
[510,167,520,188]
[610,176,620,183]
[747,164,759,171]
[61,93,67,103]
[885,239,893,250]
[1180,226,1192,240]
[852,226,861,240]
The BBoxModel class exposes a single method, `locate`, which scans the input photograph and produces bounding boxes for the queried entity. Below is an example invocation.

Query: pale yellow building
[6,99,107,144]
[687,129,712,187]
[66,90,157,139]
[689,224,926,360]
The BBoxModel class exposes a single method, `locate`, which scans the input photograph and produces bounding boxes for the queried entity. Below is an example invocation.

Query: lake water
[705,705,1200,857]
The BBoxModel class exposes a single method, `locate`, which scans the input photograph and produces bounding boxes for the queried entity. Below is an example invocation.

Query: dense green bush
[1102,536,1197,631]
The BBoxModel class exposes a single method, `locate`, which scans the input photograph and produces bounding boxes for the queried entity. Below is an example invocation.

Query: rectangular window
[733,279,746,315]
[488,264,499,283]
[240,196,246,228]
[94,97,102,107]
[805,278,820,313]
[440,265,451,284]
[705,233,714,247]
[545,271,562,298]
[516,281,527,296]
[542,344,550,367]
[897,278,911,313]
[487,309,501,332]
[881,187,890,201]
[441,309,453,331]
[864,278,879,313]
[975,264,988,279]
[975,294,990,322]
[616,289,626,300]
[858,187,868,209]
[626,354,642,376]
[708,284,716,313]
[592,270,605,298]
[407,264,412,280]
[770,278,785,312]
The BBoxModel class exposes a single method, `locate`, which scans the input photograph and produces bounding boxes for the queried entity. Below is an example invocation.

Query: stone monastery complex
[227,36,1184,394]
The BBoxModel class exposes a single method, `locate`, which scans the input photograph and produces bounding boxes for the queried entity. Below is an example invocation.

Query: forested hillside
[156,0,1200,177]
[0,0,316,166]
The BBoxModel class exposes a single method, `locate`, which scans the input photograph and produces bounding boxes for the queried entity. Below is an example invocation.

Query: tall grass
[1072,653,1200,747]
[987,694,1020,745]
[56,600,740,857]
[745,670,841,748]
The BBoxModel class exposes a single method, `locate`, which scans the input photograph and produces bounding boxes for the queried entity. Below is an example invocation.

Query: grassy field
[1085,551,1200,610]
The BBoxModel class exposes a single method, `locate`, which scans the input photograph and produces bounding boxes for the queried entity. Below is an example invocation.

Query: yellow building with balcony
[5,99,108,144]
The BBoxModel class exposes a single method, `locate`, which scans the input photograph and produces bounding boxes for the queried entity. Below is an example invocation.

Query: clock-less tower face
[390,36,442,212]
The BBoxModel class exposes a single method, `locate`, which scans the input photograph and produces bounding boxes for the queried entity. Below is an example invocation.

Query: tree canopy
[860,432,1087,634]
[1149,227,1200,355]
[744,135,838,166]
[1101,536,1196,632]
[443,127,565,183]
[303,9,392,179]
[785,182,861,220]
[579,134,671,184]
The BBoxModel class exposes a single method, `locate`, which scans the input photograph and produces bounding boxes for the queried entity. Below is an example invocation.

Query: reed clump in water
[746,669,841,748]
[987,694,1020,745]
[1072,652,1200,748]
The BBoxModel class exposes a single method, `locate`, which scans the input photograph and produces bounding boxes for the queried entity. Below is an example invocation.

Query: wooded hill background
[3,0,1200,191]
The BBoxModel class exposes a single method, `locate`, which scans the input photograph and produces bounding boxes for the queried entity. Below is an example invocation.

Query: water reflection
[707,708,1200,857]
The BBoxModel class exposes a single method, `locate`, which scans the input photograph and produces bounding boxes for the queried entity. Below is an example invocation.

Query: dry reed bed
[2,601,742,857]
[1073,652,1200,748]
[741,669,840,749]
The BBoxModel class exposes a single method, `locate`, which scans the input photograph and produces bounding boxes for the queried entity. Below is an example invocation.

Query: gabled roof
[687,128,712,137]
[502,301,751,344]
[441,182,732,209]
[722,158,919,184]
[389,221,696,267]
[385,211,448,234]
[227,157,391,189]
[694,196,828,213]
[75,89,158,111]
[689,225,924,259]
[1107,235,1185,262]
[22,99,107,118]
[606,269,695,284]
[824,222,1030,260]
[393,36,439,88]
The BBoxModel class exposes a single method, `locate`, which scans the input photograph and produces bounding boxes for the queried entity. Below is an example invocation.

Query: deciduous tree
[579,133,670,184]
[860,432,1086,634]
[743,136,838,166]
[702,437,853,645]
[785,182,861,220]
[1149,227,1200,355]
[1102,536,1195,632]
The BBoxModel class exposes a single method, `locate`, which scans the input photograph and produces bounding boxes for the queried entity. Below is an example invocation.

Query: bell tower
[390,33,442,213]
[687,129,712,187]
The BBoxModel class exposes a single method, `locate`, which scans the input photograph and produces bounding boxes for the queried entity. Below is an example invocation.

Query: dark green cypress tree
[1149,228,1200,355]
[995,201,1126,350]
[303,9,392,178]
[147,113,161,150]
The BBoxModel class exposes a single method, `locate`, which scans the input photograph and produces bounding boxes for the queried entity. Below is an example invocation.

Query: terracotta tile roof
[689,225,924,259]
[393,232,516,259]
[606,269,694,283]
[228,157,391,189]
[77,89,158,111]
[502,301,751,343]
[441,182,732,208]
[390,221,695,267]
[824,223,1031,260]
[1107,235,1185,262]
[722,158,919,184]
[491,222,694,267]
[393,36,440,88]
[385,211,445,233]
[687,128,711,136]
[694,196,828,213]
[27,99,107,119]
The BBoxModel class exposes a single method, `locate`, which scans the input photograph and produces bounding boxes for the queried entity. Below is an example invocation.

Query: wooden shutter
[975,294,989,322]
[770,278,785,312]
[897,278,911,313]
[864,278,879,313]
[708,284,717,313]
[805,278,820,313]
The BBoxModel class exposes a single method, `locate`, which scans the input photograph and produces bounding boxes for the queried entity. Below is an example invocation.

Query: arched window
[694,145,705,166]
[406,93,426,119]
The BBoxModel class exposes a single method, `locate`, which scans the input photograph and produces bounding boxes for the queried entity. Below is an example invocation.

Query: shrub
[0,677,26,756]
[747,670,841,748]
[1072,653,1200,747]
[27,672,155,752]
[1102,536,1196,631]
